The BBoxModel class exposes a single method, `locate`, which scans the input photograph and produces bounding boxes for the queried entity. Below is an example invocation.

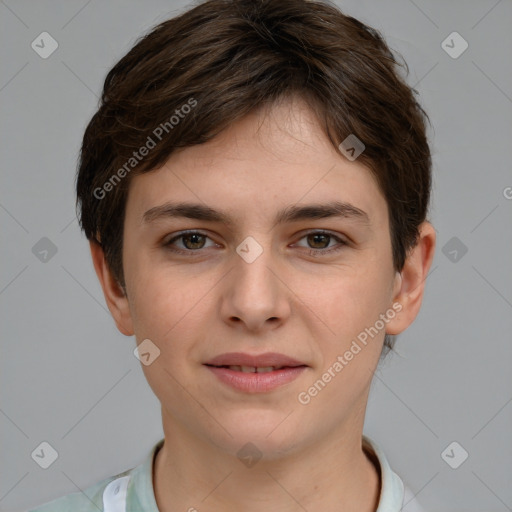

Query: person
[29,0,436,510]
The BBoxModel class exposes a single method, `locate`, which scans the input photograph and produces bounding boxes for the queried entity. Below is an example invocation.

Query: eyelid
[163,229,217,248]
[163,229,348,255]
[292,230,348,252]
[295,229,349,244]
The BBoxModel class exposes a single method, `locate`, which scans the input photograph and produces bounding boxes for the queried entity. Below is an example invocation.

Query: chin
[208,413,305,459]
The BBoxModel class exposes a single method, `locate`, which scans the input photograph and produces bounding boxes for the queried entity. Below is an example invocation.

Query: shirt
[28,435,425,512]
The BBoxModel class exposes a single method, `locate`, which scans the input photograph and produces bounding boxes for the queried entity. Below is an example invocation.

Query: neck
[153,418,381,512]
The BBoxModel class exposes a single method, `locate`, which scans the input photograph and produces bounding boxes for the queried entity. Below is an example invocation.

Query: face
[102,95,413,458]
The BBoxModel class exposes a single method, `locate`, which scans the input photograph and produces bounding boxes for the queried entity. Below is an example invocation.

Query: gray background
[1,0,511,511]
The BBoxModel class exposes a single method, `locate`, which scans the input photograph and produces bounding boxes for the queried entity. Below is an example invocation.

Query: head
[77,0,435,456]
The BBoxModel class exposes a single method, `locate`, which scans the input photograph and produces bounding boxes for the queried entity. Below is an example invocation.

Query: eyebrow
[142,200,370,227]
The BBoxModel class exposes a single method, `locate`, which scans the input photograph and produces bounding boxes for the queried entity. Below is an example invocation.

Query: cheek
[309,265,391,339]
[130,271,210,340]
[124,245,186,332]
[128,271,210,402]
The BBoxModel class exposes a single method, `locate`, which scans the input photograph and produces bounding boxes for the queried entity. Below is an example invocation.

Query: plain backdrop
[1,1,511,511]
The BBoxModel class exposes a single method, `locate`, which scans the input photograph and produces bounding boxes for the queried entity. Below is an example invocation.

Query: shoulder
[28,470,130,512]
[27,439,164,512]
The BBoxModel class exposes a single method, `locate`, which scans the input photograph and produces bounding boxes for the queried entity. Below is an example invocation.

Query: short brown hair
[76,0,432,356]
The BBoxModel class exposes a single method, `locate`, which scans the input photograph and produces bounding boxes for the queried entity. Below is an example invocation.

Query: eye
[294,231,347,255]
[163,231,217,254]
[162,230,347,256]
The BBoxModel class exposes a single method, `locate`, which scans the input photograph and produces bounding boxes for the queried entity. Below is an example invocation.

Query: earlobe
[385,222,436,335]
[89,241,134,336]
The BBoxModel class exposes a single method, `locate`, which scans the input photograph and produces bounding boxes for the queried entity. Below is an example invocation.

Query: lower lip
[204,365,307,393]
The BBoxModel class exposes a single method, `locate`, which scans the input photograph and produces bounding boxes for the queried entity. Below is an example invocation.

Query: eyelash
[163,230,347,256]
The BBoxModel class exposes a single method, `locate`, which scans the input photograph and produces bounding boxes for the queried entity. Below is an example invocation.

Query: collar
[363,435,405,511]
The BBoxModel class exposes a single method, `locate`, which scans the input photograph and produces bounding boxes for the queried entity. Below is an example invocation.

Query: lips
[219,365,286,373]
[204,352,307,369]
[203,352,308,393]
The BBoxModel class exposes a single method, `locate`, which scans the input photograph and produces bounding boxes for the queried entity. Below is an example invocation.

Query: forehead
[125,96,387,228]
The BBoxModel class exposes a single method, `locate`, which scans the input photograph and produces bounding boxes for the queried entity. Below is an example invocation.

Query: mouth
[203,353,308,393]
[205,364,306,373]
[204,351,308,369]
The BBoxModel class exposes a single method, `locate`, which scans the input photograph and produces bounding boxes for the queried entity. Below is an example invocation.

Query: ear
[386,221,436,335]
[89,240,134,336]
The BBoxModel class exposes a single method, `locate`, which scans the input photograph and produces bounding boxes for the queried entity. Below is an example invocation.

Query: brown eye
[295,231,347,255]
[164,231,216,254]
[307,233,331,249]
[180,233,206,250]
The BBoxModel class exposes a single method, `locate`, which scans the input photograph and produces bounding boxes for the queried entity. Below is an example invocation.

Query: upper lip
[204,352,307,368]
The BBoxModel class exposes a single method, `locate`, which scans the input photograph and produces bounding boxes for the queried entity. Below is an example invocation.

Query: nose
[219,235,291,332]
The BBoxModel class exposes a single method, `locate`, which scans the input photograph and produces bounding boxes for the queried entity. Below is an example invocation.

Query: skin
[91,94,436,512]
